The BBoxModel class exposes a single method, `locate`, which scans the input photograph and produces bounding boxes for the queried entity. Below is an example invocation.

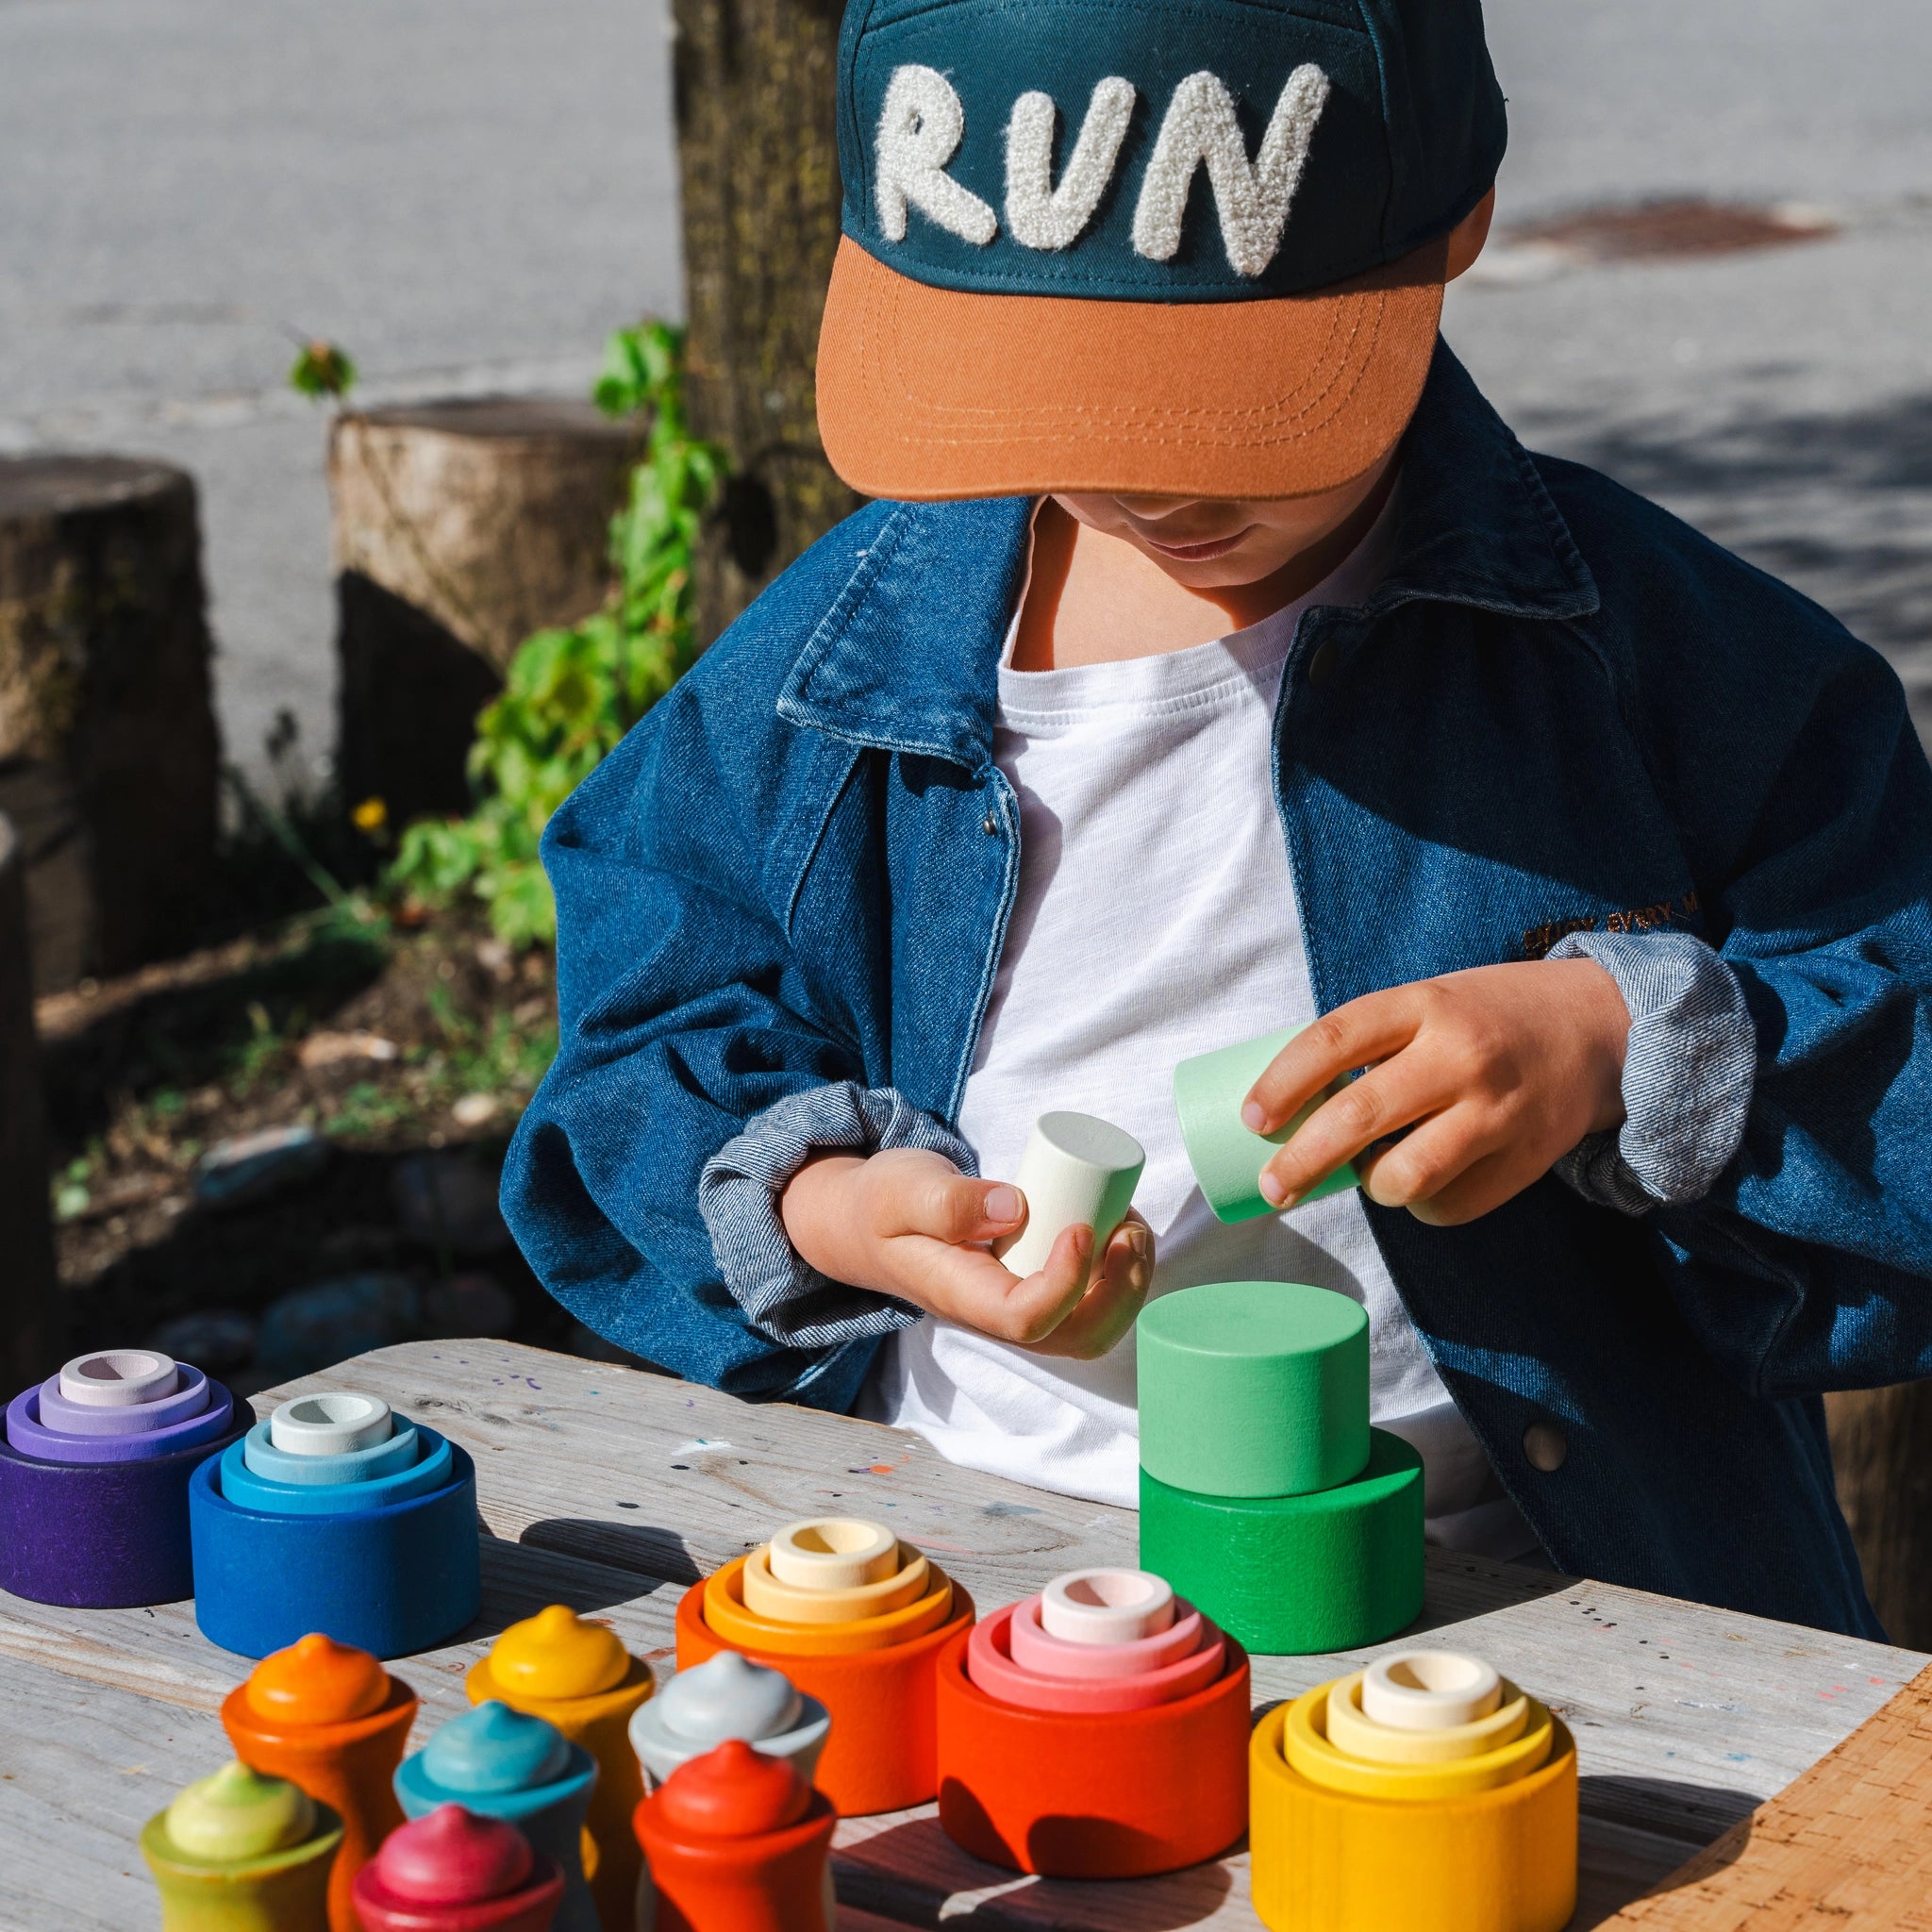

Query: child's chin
[1146,549,1276,589]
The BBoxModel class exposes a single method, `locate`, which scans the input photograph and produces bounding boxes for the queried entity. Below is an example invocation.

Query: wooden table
[1,1340,1922,1932]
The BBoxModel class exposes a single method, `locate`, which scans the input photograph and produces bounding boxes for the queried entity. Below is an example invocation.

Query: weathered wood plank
[269,1346,1917,1797]
[267,1342,1577,1618]
[1607,1660,1932,1928]
[1247,1575,1922,1822]
[2,1338,1924,1932]
[0,1541,682,1932]
[272,1344,1924,1928]
[0,1653,231,1932]
[0,1534,678,1727]
[829,1802,1742,1932]
[272,1339,1148,1601]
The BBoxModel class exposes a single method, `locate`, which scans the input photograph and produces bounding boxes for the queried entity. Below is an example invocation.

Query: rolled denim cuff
[1547,929,1757,1215]
[699,1082,974,1348]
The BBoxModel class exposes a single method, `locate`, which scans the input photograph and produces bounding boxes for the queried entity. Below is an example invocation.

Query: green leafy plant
[289,339,358,401]
[390,323,725,944]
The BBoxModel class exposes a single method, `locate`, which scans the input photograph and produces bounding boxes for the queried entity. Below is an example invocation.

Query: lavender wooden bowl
[0,1376,253,1607]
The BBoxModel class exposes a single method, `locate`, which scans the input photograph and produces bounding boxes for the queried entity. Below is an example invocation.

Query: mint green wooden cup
[1172,1024,1357,1224]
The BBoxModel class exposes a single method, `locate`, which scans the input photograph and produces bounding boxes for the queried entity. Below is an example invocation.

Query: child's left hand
[1242,960,1632,1226]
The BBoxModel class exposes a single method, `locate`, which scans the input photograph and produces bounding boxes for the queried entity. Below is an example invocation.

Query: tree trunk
[0,812,60,1388]
[672,0,862,645]
[0,456,220,993]
[1825,1386,1932,1648]
[328,398,641,828]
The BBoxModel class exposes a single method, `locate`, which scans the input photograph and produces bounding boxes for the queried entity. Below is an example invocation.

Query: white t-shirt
[859,512,1538,1560]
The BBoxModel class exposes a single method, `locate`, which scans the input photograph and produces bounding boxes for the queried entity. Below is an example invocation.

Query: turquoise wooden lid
[1136,1282,1370,1498]
[1172,1025,1358,1224]
[422,1702,571,1793]
[396,1703,590,1818]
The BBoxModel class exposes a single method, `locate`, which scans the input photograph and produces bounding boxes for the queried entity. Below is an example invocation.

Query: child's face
[1049,188,1493,594]
[1053,449,1399,591]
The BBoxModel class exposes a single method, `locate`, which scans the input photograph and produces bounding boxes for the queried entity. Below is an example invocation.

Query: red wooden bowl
[934,1622,1251,1877]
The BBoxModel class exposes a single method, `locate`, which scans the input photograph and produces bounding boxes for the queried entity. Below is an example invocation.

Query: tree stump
[328,398,641,829]
[0,456,220,992]
[672,0,862,644]
[0,812,59,1389]
[1826,1386,1932,1648]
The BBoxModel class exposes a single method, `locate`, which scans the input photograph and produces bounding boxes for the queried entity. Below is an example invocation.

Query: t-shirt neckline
[995,484,1399,728]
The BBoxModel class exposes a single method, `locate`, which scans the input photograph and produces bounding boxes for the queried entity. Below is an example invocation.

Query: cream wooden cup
[1360,1650,1503,1730]
[992,1111,1145,1279]
[766,1517,900,1590]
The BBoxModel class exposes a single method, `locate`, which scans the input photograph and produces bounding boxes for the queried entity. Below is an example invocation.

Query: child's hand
[1243,960,1632,1226]
[779,1147,1155,1357]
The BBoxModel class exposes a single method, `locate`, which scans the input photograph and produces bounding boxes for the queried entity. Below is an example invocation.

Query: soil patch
[39,902,642,1386]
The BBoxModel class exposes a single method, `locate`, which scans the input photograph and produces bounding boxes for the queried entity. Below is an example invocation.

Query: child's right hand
[778,1147,1154,1359]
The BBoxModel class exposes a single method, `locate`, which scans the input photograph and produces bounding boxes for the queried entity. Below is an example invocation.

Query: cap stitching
[871,256,1371,425]
[857,258,1391,445]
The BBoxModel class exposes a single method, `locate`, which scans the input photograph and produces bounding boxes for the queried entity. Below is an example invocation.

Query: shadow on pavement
[1523,389,1932,745]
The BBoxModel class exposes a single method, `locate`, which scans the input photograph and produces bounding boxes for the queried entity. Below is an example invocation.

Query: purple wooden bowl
[0,1382,253,1607]
[7,1380,235,1465]
[36,1363,212,1438]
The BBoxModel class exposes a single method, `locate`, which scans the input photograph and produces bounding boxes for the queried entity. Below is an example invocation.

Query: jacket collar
[778,341,1600,770]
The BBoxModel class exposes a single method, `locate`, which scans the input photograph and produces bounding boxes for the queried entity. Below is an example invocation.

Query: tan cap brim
[817,232,1448,503]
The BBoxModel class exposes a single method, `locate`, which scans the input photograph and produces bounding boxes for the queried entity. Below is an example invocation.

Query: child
[506,0,1932,1638]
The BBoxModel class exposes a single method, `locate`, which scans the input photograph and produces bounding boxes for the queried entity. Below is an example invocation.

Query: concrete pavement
[1451,0,1932,734]
[0,0,682,791]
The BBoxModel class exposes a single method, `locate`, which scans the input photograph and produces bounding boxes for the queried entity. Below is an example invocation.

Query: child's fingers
[1243,989,1424,1136]
[1028,1218,1154,1359]
[875,1163,1025,1246]
[1399,1145,1535,1227]
[1355,1104,1503,1211]
[897,1224,1095,1344]
[1257,1051,1451,1207]
[983,1224,1098,1342]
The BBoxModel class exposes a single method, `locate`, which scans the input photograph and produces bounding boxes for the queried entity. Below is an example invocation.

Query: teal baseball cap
[817,0,1506,501]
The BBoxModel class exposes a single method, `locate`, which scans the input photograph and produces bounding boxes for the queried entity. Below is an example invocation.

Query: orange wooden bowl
[933,1624,1252,1877]
[675,1560,976,1816]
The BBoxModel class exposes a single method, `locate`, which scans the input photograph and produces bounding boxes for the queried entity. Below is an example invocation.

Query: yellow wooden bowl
[1324,1671,1530,1765]
[702,1555,956,1656]
[1284,1680,1553,1800]
[740,1544,930,1624]
[1250,1701,1579,1932]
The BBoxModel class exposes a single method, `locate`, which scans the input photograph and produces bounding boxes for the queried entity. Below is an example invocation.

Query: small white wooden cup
[58,1350,179,1407]
[992,1111,1145,1280]
[1040,1569,1176,1646]
[1360,1651,1503,1731]
[269,1391,393,1457]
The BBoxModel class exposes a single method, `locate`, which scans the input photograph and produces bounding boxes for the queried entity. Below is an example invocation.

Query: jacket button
[1307,641,1340,689]
[1524,1421,1568,1473]
[982,813,997,835]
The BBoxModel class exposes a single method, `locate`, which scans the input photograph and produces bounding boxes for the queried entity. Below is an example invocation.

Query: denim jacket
[506,343,1932,1639]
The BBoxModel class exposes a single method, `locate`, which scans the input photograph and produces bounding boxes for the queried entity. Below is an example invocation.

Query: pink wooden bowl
[966,1604,1225,1714]
[1006,1594,1208,1682]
